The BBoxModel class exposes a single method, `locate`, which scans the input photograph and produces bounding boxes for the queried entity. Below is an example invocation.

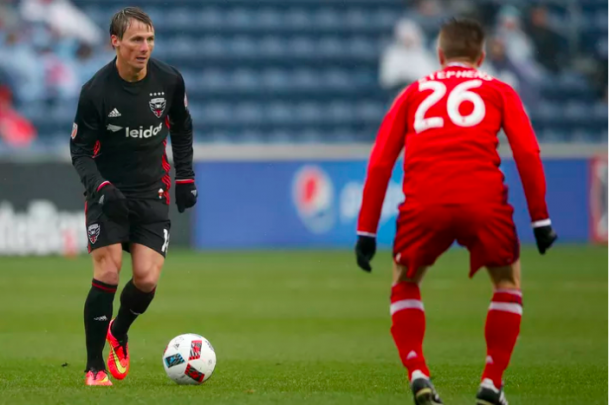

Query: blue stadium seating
[53,0,607,143]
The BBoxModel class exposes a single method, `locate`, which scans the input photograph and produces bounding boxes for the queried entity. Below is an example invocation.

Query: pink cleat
[85,370,112,386]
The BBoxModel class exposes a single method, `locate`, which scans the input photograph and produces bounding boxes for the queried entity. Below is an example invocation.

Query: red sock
[390,282,429,380]
[482,289,523,388]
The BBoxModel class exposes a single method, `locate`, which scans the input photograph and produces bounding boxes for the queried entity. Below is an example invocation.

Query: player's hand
[533,224,557,254]
[175,180,197,213]
[97,183,128,221]
[355,235,376,272]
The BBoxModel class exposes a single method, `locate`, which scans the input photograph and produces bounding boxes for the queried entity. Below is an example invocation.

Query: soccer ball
[162,333,216,385]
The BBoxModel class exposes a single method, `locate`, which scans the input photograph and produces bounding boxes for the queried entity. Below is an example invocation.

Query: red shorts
[393,203,520,278]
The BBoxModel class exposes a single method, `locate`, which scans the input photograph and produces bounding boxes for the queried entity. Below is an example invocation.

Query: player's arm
[70,87,128,219]
[501,84,557,253]
[355,89,410,271]
[70,88,108,197]
[168,72,197,212]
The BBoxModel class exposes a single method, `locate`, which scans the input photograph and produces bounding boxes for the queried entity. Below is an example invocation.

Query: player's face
[113,19,155,71]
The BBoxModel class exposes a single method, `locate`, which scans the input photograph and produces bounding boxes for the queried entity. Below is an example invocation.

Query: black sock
[84,279,117,371]
[111,279,156,340]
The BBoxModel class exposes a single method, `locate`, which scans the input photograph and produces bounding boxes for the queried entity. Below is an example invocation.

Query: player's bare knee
[487,260,521,290]
[91,247,122,284]
[132,261,162,292]
[133,271,159,293]
[393,263,426,285]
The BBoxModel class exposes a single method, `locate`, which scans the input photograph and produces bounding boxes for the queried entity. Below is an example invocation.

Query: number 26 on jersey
[414,79,486,133]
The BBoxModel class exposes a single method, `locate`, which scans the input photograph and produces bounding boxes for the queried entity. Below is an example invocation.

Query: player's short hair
[109,7,153,39]
[438,18,485,62]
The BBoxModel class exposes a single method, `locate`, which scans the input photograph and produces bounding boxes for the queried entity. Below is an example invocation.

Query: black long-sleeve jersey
[70,57,194,202]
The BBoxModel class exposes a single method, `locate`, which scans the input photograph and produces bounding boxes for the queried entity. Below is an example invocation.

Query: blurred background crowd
[0,0,607,150]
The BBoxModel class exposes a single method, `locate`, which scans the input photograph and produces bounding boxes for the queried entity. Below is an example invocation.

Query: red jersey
[357,63,550,236]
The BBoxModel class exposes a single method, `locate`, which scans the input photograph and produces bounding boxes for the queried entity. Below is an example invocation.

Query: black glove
[175,180,198,213]
[533,223,557,254]
[355,234,377,272]
[97,182,128,221]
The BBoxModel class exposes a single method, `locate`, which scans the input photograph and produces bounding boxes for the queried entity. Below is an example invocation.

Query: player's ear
[437,47,445,66]
[476,51,486,67]
[111,34,120,49]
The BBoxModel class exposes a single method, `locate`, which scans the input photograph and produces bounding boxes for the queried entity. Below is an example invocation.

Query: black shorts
[85,198,171,257]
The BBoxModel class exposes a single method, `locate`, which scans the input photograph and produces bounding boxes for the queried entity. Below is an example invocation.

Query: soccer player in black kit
[70,7,197,386]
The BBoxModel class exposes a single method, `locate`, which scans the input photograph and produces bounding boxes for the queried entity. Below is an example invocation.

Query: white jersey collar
[446,62,475,69]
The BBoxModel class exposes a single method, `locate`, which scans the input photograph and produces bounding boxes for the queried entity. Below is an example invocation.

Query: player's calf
[84,245,122,374]
[84,278,117,373]
[107,277,158,380]
[112,278,157,340]
[481,261,522,395]
[391,264,431,382]
[111,243,163,339]
[106,244,162,379]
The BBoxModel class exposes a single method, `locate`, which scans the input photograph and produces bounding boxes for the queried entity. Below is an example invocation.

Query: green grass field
[0,245,606,405]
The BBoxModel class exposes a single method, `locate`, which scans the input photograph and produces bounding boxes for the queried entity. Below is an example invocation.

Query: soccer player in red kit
[355,19,557,405]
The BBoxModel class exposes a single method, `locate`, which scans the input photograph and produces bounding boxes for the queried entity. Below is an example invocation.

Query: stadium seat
[289,37,317,57]
[258,37,287,57]
[196,7,223,28]
[230,37,259,57]
[226,8,255,29]
[344,8,369,29]
[284,8,311,30]
[266,102,294,124]
[315,9,342,29]
[166,8,195,27]
[318,37,344,57]
[261,69,290,90]
[231,69,260,90]
[571,129,601,143]
[295,102,323,123]
[258,8,283,29]
[564,101,590,122]
[326,102,353,123]
[197,37,225,57]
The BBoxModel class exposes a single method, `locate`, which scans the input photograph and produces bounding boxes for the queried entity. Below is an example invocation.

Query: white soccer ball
[162,333,216,385]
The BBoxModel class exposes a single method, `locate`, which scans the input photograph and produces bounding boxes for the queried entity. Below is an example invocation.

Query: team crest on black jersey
[88,224,100,244]
[149,92,166,118]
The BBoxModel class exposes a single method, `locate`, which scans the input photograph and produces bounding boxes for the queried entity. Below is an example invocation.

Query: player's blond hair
[109,7,153,40]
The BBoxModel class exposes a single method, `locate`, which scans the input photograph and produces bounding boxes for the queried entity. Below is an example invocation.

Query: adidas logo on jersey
[108,108,121,117]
